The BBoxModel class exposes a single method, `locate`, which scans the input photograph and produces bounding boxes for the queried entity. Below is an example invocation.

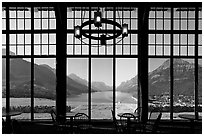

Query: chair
[73,113,92,133]
[111,110,124,133]
[50,109,69,133]
[134,107,142,121]
[11,119,22,134]
[119,113,137,133]
[142,108,162,133]
[2,118,6,134]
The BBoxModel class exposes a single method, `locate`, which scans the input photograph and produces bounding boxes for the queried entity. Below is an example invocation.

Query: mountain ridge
[2,49,201,99]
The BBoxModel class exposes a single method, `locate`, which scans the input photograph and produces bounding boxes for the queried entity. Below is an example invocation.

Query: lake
[2,91,137,119]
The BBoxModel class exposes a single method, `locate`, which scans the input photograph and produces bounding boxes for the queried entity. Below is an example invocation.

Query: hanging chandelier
[74,10,128,46]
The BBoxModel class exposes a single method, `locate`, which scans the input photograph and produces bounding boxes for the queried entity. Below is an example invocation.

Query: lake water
[2,91,137,119]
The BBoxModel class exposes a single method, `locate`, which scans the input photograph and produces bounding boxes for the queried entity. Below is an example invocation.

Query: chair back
[74,113,89,120]
[74,113,89,124]
[152,112,162,133]
[120,113,136,121]
[134,107,142,121]
[50,109,57,123]
[148,108,160,120]
[111,110,120,133]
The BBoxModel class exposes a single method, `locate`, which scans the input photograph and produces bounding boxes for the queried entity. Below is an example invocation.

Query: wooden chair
[134,107,142,121]
[119,113,137,133]
[50,109,69,133]
[142,108,162,133]
[73,113,92,133]
[111,110,125,133]
[2,118,6,134]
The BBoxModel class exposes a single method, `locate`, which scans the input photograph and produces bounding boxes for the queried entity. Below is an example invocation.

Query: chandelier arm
[78,38,89,45]
[82,10,86,23]
[117,9,122,25]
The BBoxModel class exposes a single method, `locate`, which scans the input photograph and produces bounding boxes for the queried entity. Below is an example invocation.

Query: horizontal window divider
[2,44,56,46]
[2,2,202,7]
[2,55,56,58]
[148,55,202,58]
[148,30,202,34]
[149,18,197,20]
[3,29,57,34]
[66,55,139,58]
[0,30,188,34]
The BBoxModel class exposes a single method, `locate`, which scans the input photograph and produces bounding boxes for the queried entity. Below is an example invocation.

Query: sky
[67,58,137,87]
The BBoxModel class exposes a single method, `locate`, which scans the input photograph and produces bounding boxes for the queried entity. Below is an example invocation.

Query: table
[178,114,202,133]
[66,112,78,133]
[117,112,139,133]
[2,111,22,133]
[2,111,22,117]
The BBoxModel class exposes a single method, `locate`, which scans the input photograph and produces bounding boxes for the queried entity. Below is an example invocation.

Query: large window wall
[2,3,201,121]
[148,6,202,120]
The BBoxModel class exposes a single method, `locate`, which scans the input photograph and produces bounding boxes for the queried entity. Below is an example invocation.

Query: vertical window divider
[81,7,83,55]
[88,6,91,121]
[16,7,18,55]
[130,7,132,55]
[179,9,181,56]
[187,8,189,56]
[170,6,174,121]
[162,7,164,56]
[40,7,42,55]
[194,6,199,120]
[31,6,34,121]
[105,8,107,55]
[24,7,26,55]
[6,5,10,119]
[113,6,116,120]
[48,8,50,55]
[98,7,99,55]
[155,7,157,56]
[73,7,75,55]
[122,7,124,55]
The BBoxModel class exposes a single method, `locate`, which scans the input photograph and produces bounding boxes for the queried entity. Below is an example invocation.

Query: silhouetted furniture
[178,114,202,133]
[118,112,137,133]
[2,118,6,134]
[142,109,162,133]
[65,111,78,133]
[11,119,22,134]
[2,111,22,133]
[111,110,124,133]
[134,107,142,121]
[73,113,92,133]
[50,109,69,133]
[2,111,22,117]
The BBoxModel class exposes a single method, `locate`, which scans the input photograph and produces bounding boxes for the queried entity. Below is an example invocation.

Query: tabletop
[178,114,202,121]
[117,112,138,118]
[2,111,22,117]
[66,112,78,117]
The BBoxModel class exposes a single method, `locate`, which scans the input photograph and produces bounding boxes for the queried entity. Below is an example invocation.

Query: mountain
[117,76,138,94]
[91,81,112,91]
[68,73,88,86]
[2,49,98,99]
[41,64,56,74]
[117,59,202,96]
[68,73,112,91]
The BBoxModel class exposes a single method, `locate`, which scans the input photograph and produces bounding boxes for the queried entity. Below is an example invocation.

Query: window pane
[198,59,202,116]
[149,58,170,119]
[91,58,113,119]
[174,59,195,120]
[34,58,56,119]
[67,58,88,116]
[8,58,31,119]
[116,58,138,119]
